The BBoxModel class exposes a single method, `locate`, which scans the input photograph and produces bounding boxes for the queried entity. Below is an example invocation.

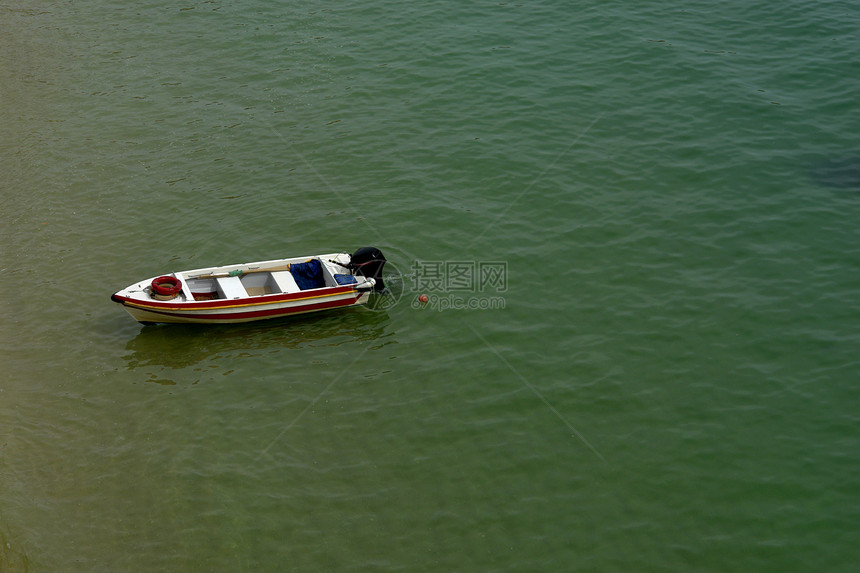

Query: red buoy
[151,276,182,299]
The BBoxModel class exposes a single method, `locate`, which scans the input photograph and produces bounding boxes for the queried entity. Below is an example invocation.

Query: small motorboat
[110,247,386,325]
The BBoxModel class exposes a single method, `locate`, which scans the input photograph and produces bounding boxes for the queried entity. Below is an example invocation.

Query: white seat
[270,271,300,293]
[216,276,247,299]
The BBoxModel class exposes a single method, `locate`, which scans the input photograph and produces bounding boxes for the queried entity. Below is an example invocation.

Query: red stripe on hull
[149,296,360,320]
[114,285,359,311]
[117,294,365,324]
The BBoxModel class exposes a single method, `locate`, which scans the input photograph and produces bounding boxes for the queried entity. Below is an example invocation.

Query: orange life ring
[151,276,182,299]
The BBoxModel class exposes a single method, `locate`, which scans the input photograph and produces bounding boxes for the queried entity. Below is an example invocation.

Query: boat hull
[112,289,370,324]
[110,252,376,325]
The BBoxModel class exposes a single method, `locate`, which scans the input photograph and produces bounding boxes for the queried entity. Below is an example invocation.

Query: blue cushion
[290,260,325,290]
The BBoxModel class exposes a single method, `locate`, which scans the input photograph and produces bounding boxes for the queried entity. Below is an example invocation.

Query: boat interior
[178,259,347,301]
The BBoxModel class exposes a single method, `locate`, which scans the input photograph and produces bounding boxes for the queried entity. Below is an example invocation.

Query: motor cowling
[349,246,386,291]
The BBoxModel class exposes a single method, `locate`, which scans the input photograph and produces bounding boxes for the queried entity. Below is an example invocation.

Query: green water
[2,1,859,571]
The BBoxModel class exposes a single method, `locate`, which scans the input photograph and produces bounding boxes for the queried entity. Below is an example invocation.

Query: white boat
[111,247,386,325]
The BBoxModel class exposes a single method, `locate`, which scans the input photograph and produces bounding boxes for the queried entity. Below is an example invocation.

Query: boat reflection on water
[121,307,392,377]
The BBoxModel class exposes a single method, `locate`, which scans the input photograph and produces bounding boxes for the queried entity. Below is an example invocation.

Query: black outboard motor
[349,246,386,291]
